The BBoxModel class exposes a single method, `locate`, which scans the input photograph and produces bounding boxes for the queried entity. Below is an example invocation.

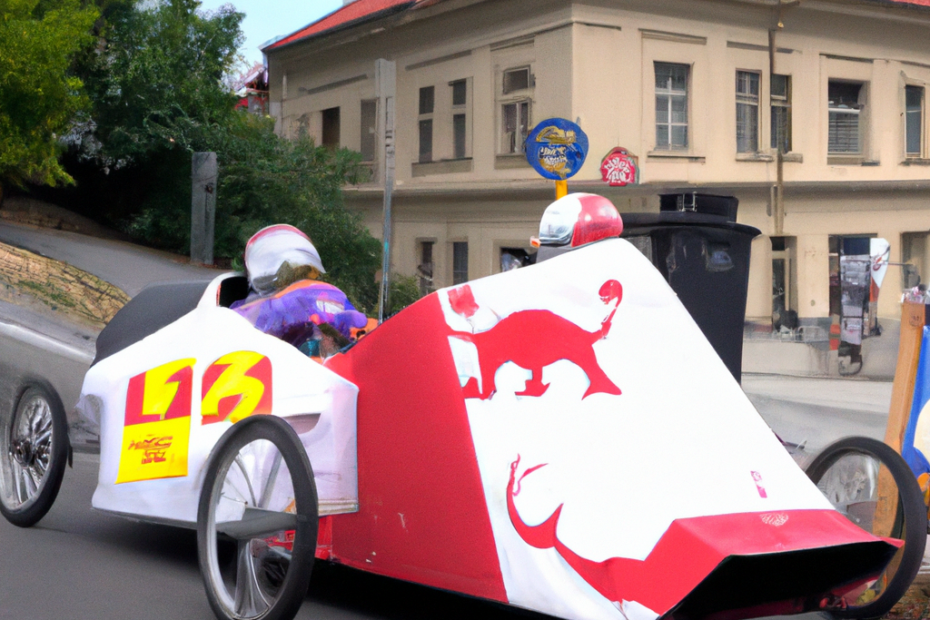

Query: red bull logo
[447,281,622,400]
[507,455,643,607]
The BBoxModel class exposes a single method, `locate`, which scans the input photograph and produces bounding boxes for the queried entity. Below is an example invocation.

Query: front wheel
[197,416,318,620]
[806,436,926,619]
[0,384,68,527]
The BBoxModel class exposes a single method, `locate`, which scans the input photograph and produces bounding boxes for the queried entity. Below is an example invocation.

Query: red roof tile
[265,0,419,51]
[265,0,930,52]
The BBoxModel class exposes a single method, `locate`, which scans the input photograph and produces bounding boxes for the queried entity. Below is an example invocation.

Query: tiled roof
[264,0,930,52]
[264,0,419,51]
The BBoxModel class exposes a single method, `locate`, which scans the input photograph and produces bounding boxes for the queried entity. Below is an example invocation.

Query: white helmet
[244,224,325,294]
[535,193,624,248]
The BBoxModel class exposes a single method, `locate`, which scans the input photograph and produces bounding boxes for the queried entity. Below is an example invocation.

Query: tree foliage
[0,0,98,187]
[123,113,382,313]
[18,0,385,313]
[76,0,242,163]
[209,116,381,312]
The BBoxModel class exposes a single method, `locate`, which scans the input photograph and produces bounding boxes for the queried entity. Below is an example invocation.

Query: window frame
[828,80,865,156]
[452,241,469,285]
[770,74,792,153]
[450,79,468,160]
[418,86,435,163]
[905,84,924,159]
[417,239,435,296]
[321,107,340,149]
[498,66,533,155]
[736,70,760,154]
[654,61,690,151]
[360,99,377,164]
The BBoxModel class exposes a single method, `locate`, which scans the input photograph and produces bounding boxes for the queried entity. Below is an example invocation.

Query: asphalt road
[0,450,566,620]
[0,221,219,296]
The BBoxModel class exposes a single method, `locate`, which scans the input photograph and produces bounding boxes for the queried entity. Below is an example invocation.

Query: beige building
[264,0,930,368]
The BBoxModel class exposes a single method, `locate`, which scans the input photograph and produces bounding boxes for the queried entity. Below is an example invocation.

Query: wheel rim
[1,392,53,512]
[204,438,300,620]
[815,451,903,607]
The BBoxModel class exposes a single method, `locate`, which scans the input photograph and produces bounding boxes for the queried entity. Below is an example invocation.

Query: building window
[501,101,529,154]
[453,115,466,159]
[360,99,376,162]
[418,241,434,296]
[500,67,532,154]
[452,79,467,106]
[655,62,689,150]
[736,71,760,153]
[419,86,434,163]
[906,85,923,157]
[452,241,468,285]
[322,107,340,149]
[503,67,530,94]
[828,81,864,154]
[451,79,467,159]
[771,74,792,153]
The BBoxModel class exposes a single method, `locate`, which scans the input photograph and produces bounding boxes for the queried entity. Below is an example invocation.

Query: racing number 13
[116,352,273,484]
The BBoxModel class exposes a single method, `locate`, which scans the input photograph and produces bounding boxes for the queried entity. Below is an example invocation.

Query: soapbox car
[0,234,924,620]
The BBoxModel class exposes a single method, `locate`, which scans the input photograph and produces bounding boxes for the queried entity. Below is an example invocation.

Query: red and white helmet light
[532,193,624,248]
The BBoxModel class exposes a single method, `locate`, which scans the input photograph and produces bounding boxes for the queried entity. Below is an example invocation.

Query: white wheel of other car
[197,416,318,620]
[0,384,68,527]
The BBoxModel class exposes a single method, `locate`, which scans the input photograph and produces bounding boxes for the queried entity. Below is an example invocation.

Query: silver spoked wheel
[0,384,67,527]
[198,416,317,620]
[806,436,926,619]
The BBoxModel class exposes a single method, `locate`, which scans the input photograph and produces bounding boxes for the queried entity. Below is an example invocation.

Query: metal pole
[376,59,396,323]
[191,151,217,265]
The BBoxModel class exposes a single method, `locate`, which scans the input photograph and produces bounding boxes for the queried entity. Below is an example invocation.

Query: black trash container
[621,194,760,384]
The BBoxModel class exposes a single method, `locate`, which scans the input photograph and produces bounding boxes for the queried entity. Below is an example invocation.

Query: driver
[230,224,368,359]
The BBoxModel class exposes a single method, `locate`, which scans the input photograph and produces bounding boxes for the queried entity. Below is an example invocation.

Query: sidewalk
[742,373,894,415]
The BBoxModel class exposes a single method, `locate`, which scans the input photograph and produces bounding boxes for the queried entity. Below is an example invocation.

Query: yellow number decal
[117,358,195,484]
[201,351,273,425]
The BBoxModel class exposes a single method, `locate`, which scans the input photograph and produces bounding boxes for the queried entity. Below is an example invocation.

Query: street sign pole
[190,151,217,266]
[376,59,396,323]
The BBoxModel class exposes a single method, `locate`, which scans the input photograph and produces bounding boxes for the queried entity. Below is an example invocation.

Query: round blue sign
[524,118,589,180]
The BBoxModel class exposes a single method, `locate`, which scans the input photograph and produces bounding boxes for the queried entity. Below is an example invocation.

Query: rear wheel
[197,416,317,620]
[0,384,68,527]
[806,436,926,619]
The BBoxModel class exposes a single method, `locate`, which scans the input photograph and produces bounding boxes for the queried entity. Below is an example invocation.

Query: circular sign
[599,147,639,187]
[524,118,589,180]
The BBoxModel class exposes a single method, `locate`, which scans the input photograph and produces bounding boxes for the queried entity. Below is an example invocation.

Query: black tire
[0,383,68,527]
[197,416,318,620]
[806,436,926,619]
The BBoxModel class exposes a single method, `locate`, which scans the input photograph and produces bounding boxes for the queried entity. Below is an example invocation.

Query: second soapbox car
[1,215,925,620]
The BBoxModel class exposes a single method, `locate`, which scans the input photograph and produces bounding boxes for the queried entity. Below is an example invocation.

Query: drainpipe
[769,18,784,235]
[770,0,799,234]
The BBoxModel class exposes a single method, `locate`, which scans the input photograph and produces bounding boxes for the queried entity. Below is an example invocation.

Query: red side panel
[324,295,507,602]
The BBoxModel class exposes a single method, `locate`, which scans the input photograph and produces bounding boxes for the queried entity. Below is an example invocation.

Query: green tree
[0,0,98,188]
[77,0,242,163]
[34,0,383,312]
[121,110,382,313]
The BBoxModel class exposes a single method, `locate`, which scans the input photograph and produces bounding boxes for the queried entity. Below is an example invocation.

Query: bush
[388,273,423,316]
